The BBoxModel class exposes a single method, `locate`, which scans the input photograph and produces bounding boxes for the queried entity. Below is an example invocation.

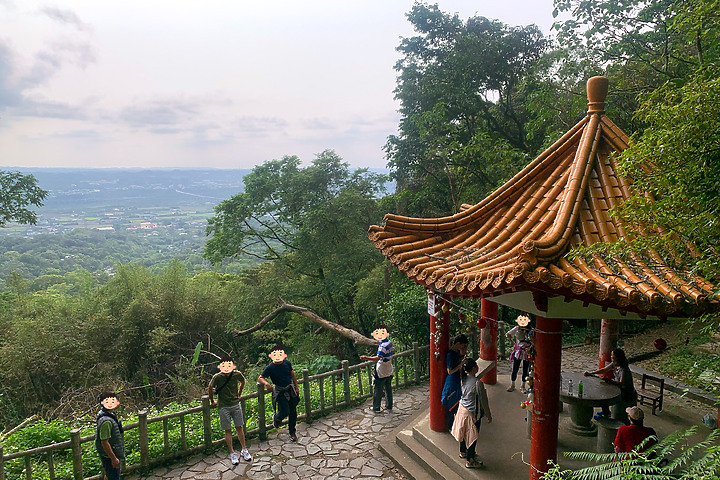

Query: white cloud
[0,0,556,170]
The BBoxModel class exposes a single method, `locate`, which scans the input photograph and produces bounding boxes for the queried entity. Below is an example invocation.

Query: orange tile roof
[369,77,718,318]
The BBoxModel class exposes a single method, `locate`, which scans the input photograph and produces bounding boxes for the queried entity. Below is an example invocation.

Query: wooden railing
[0,343,429,480]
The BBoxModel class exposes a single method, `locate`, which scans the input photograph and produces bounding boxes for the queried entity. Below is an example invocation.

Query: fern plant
[542,426,720,480]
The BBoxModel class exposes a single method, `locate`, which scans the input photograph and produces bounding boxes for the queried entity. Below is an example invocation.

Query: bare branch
[233,299,379,346]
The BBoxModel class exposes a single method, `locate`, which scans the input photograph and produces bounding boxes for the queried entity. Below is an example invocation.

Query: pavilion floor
[381,351,717,480]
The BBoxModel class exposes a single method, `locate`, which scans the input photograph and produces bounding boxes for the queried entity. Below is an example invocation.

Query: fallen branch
[233,298,379,346]
[1,415,39,442]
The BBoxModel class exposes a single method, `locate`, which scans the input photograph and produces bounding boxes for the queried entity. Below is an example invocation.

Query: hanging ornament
[449,305,455,313]
[476,317,487,329]
[458,312,465,321]
[441,303,449,313]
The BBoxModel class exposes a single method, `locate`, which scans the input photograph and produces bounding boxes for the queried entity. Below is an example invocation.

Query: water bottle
[578,381,583,397]
[568,379,573,395]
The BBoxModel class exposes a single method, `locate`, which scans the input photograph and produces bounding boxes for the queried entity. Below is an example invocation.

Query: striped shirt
[376,339,394,378]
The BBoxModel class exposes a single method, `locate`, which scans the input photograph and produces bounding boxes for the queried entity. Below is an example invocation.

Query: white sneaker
[241,448,252,461]
[507,384,516,392]
[229,452,239,465]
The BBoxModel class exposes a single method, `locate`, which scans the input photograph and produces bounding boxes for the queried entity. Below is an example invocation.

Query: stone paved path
[125,347,708,480]
[127,384,429,480]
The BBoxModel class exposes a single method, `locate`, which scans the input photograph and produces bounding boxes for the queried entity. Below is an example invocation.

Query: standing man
[361,324,395,413]
[95,392,125,480]
[258,344,301,442]
[208,356,252,464]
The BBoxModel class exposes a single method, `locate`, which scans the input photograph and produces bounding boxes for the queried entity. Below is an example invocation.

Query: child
[258,345,301,442]
[360,324,395,413]
[208,356,252,464]
[450,358,492,469]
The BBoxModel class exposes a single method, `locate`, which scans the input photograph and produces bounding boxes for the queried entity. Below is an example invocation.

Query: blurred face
[611,351,617,364]
[371,328,389,341]
[269,349,287,363]
[458,343,468,355]
[101,397,119,410]
[218,360,235,374]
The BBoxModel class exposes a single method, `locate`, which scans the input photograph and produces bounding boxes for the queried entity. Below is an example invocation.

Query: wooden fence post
[341,361,351,406]
[0,445,5,480]
[201,395,213,452]
[257,383,267,441]
[302,369,312,423]
[413,342,421,384]
[138,410,149,472]
[70,429,82,480]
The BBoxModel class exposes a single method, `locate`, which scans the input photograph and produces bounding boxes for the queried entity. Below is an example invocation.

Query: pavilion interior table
[559,371,621,436]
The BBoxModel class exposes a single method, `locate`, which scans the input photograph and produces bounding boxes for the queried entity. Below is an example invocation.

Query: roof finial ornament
[587,76,609,114]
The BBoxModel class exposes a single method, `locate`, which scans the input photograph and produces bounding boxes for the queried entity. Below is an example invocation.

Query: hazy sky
[1,0,556,170]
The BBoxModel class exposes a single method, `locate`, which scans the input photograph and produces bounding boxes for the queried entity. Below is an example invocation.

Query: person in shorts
[209,356,252,464]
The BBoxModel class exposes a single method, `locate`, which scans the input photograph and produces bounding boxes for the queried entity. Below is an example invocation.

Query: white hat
[626,406,644,421]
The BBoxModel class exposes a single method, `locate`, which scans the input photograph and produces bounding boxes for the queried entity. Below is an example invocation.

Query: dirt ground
[570,321,692,371]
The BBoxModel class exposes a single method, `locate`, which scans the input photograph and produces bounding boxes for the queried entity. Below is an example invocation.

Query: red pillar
[429,300,450,432]
[479,298,498,384]
[598,319,618,379]
[530,316,563,480]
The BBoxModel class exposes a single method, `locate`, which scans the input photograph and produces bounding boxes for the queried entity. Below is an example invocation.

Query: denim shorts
[218,404,245,431]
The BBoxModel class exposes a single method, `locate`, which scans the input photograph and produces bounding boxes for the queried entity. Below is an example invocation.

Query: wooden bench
[637,373,664,415]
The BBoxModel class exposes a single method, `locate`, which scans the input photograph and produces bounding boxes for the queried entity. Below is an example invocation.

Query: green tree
[205,150,387,326]
[0,171,47,227]
[386,3,549,215]
[552,0,720,131]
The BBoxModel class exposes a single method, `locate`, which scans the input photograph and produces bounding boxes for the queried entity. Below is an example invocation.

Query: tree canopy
[0,171,47,227]
[386,2,549,215]
[205,150,388,327]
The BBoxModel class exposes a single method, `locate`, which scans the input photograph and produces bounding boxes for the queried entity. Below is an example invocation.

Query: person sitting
[614,406,657,454]
[584,348,637,422]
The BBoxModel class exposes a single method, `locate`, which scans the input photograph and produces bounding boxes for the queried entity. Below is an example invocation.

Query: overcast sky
[0,0,556,170]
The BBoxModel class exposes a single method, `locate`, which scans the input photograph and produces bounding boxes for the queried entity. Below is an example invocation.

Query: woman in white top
[450,358,492,469]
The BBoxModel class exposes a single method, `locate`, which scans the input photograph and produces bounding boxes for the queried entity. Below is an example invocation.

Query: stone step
[378,430,440,480]
[410,414,486,479]
[395,430,465,480]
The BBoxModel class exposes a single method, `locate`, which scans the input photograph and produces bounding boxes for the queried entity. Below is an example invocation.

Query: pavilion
[368,76,719,479]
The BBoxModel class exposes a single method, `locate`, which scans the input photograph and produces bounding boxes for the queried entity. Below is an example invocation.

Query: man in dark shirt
[615,406,657,454]
[442,334,468,430]
[258,345,300,442]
